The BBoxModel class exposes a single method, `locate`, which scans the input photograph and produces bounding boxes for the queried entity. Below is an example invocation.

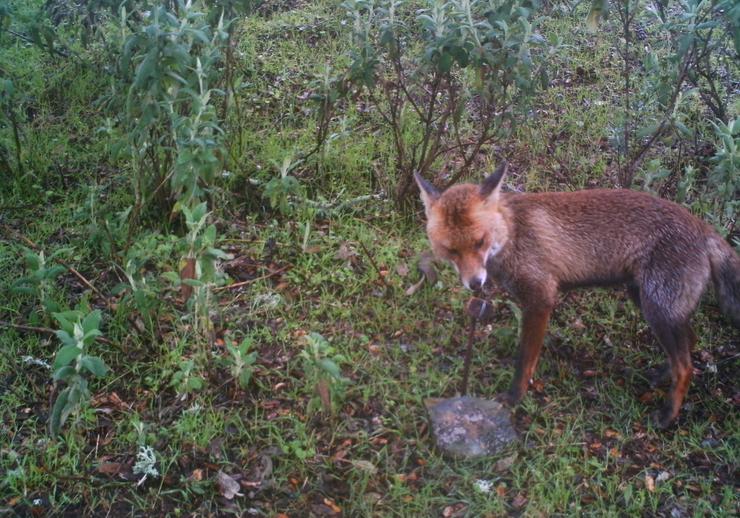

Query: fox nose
[468,276,483,291]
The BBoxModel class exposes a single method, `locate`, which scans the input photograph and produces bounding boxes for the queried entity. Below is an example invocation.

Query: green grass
[1,0,738,516]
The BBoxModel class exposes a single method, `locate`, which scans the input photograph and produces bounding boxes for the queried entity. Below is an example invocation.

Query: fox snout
[464,273,486,292]
[454,261,488,292]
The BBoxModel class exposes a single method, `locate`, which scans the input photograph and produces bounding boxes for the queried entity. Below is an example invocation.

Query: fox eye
[446,248,459,257]
[474,238,485,250]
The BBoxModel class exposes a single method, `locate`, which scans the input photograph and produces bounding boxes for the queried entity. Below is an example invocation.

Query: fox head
[415,162,510,291]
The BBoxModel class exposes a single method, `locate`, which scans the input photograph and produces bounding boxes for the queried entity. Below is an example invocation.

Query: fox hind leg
[640,298,698,428]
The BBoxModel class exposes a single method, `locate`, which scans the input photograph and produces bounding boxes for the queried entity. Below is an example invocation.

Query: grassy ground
[1,1,738,517]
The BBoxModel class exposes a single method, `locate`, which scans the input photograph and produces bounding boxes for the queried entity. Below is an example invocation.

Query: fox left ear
[480,161,508,203]
[414,172,440,216]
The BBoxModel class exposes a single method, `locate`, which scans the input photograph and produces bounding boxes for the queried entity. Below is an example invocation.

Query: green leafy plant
[0,78,24,179]
[12,248,68,318]
[165,202,231,338]
[170,359,205,396]
[49,309,108,436]
[224,336,258,388]
[300,332,350,414]
[341,0,549,207]
[112,0,229,218]
[590,0,739,187]
[262,154,305,216]
[705,117,739,237]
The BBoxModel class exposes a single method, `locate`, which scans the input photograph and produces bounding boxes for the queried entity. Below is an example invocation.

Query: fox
[415,161,740,428]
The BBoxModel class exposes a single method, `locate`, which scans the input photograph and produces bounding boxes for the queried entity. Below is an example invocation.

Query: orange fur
[416,164,740,428]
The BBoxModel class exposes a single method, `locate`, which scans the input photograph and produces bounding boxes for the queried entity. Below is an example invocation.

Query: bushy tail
[708,234,740,327]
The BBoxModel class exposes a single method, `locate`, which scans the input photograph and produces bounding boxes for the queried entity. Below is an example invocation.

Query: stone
[425,397,518,458]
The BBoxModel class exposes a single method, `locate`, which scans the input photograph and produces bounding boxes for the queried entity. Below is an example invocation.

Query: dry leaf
[396,262,410,277]
[494,452,518,472]
[216,471,242,500]
[442,504,467,517]
[335,242,357,262]
[97,462,129,477]
[180,257,196,302]
[639,391,657,403]
[323,498,341,513]
[645,474,656,492]
[604,429,621,439]
[316,379,332,414]
[351,460,377,475]
[512,493,528,509]
[405,250,438,295]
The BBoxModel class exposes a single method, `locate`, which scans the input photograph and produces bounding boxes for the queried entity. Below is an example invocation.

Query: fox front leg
[499,304,553,407]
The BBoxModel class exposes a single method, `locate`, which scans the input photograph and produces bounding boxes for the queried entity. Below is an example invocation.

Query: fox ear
[480,161,508,203]
[414,172,440,214]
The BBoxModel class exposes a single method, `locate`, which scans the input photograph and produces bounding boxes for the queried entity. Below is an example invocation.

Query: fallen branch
[213,264,291,292]
[0,320,114,345]
[357,240,393,294]
[1,224,111,308]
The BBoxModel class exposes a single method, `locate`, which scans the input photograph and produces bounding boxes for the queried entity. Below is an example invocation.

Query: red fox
[415,162,740,428]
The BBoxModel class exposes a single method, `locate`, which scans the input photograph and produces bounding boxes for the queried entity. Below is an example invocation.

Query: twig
[460,317,477,396]
[1,224,111,307]
[0,320,114,345]
[357,240,393,294]
[213,264,291,292]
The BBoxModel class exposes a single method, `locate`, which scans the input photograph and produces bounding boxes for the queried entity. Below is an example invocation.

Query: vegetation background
[0,0,737,515]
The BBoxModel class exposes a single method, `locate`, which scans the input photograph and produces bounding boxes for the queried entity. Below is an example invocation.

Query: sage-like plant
[49,309,108,436]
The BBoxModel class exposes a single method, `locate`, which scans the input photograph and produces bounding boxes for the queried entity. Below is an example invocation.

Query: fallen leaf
[494,452,518,472]
[311,504,338,515]
[316,379,332,414]
[511,493,528,509]
[91,392,129,411]
[442,503,467,517]
[531,379,545,393]
[396,262,410,277]
[405,250,438,295]
[96,462,129,477]
[604,429,621,439]
[639,391,657,403]
[335,243,357,262]
[323,498,341,513]
[496,484,507,497]
[216,471,243,500]
[645,474,655,492]
[351,460,377,475]
[180,257,196,302]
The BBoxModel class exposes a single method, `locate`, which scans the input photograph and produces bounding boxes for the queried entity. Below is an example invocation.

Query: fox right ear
[414,172,440,215]
[480,160,508,204]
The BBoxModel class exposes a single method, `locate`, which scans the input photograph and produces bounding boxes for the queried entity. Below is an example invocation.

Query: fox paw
[645,363,671,388]
[496,391,522,408]
[650,408,677,430]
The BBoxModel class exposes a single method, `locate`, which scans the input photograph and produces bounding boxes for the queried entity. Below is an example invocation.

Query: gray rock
[425,397,518,458]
